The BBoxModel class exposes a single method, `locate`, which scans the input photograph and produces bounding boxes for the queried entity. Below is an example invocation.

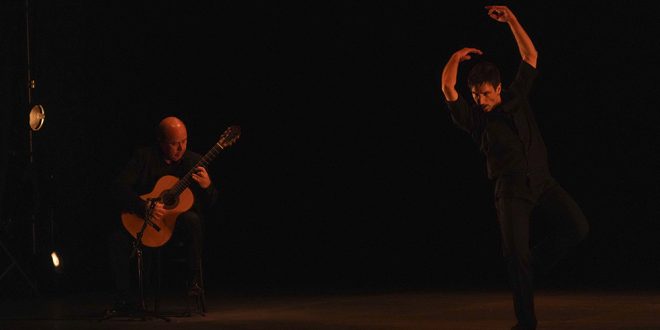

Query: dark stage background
[1,1,659,298]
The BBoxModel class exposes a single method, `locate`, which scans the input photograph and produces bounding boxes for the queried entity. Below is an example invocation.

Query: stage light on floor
[37,248,68,295]
[50,251,62,271]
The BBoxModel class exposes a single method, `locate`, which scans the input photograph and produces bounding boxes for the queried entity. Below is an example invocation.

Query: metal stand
[101,201,170,322]
[0,236,39,296]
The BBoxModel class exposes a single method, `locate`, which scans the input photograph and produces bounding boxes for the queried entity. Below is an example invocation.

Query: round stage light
[29,104,45,131]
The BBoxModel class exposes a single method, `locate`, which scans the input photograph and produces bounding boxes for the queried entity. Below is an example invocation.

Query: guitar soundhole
[161,191,178,209]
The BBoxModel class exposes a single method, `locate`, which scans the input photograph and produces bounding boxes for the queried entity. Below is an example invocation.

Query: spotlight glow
[50,251,60,268]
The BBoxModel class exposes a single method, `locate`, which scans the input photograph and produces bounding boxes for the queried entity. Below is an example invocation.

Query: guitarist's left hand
[192,166,212,189]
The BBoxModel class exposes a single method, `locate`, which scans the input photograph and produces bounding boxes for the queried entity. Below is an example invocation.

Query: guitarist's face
[160,127,188,164]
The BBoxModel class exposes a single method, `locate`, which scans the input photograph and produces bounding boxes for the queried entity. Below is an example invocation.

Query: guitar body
[121,175,194,248]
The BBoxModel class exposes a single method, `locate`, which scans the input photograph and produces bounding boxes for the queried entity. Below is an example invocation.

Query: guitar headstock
[218,125,241,149]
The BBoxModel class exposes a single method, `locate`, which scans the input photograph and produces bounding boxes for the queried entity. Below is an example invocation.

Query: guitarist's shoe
[511,323,537,330]
[105,298,139,317]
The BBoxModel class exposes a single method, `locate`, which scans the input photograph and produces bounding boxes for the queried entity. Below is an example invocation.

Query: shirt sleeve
[446,95,476,134]
[508,60,537,98]
[112,148,148,217]
[184,152,220,212]
[200,183,219,211]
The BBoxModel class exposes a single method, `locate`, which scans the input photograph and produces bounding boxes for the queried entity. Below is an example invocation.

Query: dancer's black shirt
[446,61,549,180]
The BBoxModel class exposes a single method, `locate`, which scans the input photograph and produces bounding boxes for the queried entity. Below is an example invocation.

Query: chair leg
[186,259,206,316]
[199,288,207,315]
[198,260,206,315]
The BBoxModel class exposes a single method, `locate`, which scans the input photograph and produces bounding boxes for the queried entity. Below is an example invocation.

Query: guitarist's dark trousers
[493,172,589,328]
[108,211,204,302]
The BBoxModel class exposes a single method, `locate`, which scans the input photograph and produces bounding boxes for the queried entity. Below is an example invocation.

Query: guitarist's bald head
[158,116,186,138]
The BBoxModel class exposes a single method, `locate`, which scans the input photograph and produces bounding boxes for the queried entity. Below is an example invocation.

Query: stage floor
[0,288,658,329]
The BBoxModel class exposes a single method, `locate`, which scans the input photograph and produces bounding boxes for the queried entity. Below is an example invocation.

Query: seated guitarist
[107,116,219,313]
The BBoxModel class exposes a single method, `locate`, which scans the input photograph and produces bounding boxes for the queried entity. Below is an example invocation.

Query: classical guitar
[121,125,241,247]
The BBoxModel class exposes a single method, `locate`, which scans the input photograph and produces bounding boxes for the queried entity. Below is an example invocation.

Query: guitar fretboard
[169,142,225,196]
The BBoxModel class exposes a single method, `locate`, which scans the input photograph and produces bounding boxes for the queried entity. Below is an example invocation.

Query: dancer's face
[470,82,502,112]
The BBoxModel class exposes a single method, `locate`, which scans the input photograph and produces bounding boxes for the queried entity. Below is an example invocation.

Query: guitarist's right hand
[149,202,166,223]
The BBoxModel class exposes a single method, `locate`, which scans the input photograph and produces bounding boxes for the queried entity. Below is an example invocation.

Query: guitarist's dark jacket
[112,145,219,220]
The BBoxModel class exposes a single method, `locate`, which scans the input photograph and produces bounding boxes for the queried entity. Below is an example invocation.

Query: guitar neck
[169,142,225,196]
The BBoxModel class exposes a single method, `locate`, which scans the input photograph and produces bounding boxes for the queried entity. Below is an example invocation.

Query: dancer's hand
[452,47,483,63]
[485,5,517,23]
